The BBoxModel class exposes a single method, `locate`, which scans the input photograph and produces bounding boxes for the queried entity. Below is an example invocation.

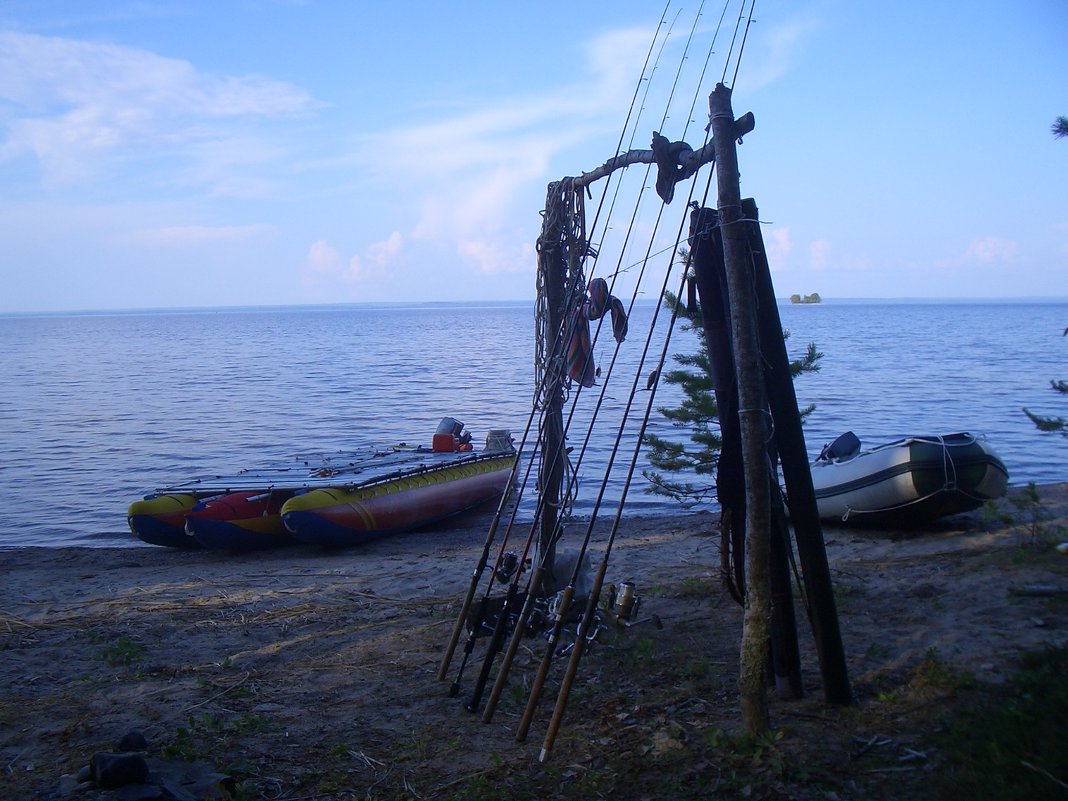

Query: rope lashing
[565,277,629,388]
[651,131,695,204]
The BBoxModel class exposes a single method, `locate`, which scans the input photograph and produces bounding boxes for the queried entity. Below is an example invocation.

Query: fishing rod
[483,136,689,724]
[451,0,703,713]
[443,473,525,696]
[443,196,603,696]
[437,374,558,682]
[464,256,633,713]
[480,275,644,721]
[441,189,611,691]
[511,0,716,742]
[512,233,677,742]
[530,36,727,747]
[481,160,681,724]
[457,4,677,703]
[513,198,686,740]
[478,9,684,725]
[538,203,697,762]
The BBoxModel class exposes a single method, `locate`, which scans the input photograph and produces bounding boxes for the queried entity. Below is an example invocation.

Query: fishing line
[583,2,679,252]
[730,0,757,87]
[453,8,680,705]
[523,0,755,747]
[538,153,717,759]
[721,0,750,85]
[517,27,734,746]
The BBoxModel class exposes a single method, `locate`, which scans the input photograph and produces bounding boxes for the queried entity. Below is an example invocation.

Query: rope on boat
[838,434,998,522]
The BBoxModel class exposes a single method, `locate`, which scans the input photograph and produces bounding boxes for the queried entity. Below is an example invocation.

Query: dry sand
[1,485,1066,800]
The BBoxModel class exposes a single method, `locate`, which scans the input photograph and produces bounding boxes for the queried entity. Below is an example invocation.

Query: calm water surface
[0,300,1064,547]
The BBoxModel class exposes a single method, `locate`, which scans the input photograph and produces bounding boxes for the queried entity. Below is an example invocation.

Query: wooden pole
[743,197,852,705]
[706,82,771,734]
[536,182,569,576]
[767,477,804,699]
[687,206,745,603]
[690,203,804,700]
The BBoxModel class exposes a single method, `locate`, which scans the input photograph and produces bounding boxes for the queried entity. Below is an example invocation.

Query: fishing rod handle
[515,585,573,742]
[437,509,508,680]
[446,625,481,698]
[465,585,517,713]
[538,629,588,762]
[437,571,482,681]
[482,566,546,723]
[540,560,610,760]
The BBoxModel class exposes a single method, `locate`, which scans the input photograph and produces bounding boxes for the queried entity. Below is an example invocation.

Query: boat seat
[818,431,861,463]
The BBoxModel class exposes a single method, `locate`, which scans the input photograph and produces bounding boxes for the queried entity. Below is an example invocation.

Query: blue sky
[1,1,1065,313]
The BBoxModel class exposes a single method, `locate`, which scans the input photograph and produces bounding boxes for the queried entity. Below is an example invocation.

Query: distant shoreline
[2,296,1067,318]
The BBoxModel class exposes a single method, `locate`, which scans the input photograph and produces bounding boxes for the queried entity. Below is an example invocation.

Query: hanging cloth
[565,278,629,388]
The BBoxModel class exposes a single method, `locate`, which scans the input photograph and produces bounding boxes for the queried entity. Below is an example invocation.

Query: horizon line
[2,295,1067,317]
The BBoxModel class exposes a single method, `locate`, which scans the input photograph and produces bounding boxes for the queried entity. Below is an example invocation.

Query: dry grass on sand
[1,485,1066,799]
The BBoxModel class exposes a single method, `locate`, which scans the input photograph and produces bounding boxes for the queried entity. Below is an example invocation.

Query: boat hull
[281,453,516,547]
[127,493,204,548]
[810,433,1009,526]
[184,490,296,550]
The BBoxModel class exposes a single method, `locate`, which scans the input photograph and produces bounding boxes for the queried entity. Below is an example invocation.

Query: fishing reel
[494,550,521,583]
[601,581,641,625]
[545,590,607,655]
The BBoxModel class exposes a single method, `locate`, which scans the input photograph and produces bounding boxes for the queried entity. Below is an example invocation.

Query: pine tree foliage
[1027,122,1068,435]
[644,277,823,507]
[1023,326,1067,437]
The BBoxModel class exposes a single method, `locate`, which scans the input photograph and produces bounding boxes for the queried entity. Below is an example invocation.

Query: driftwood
[569,112,754,196]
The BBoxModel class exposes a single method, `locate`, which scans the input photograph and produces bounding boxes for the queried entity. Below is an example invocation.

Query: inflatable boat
[809,431,1009,526]
[127,418,515,549]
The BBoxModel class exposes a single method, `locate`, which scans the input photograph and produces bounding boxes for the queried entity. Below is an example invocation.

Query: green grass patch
[675,575,718,599]
[931,645,1068,800]
[98,636,146,667]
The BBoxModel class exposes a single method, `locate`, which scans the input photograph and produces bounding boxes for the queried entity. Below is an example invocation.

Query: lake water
[0,299,1064,548]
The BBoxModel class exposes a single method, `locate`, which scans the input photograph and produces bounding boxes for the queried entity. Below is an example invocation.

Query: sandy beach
[2,486,1066,800]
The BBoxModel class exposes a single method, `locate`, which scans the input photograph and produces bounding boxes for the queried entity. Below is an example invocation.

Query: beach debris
[89,751,149,788]
[57,730,236,800]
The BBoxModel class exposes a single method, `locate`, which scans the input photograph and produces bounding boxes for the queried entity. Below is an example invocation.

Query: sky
[0,1,1065,313]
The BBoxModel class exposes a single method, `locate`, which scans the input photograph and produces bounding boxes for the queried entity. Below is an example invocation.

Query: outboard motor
[485,429,514,452]
[817,431,861,463]
[432,416,472,452]
[436,417,465,437]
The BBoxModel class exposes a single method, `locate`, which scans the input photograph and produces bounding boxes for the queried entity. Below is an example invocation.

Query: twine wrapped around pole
[706,82,773,735]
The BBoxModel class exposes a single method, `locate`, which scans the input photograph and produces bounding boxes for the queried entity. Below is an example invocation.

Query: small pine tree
[1023,326,1067,437]
[644,261,823,506]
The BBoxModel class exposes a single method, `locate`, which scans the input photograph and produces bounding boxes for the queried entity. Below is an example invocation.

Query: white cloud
[300,239,341,285]
[0,30,314,184]
[764,226,793,269]
[964,236,1017,263]
[350,24,664,283]
[808,238,831,270]
[366,231,403,269]
[348,231,404,281]
[121,223,274,246]
[458,238,535,276]
[584,26,664,102]
[300,233,404,288]
[737,16,821,93]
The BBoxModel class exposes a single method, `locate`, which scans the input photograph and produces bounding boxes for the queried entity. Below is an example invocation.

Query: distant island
[789,293,822,305]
